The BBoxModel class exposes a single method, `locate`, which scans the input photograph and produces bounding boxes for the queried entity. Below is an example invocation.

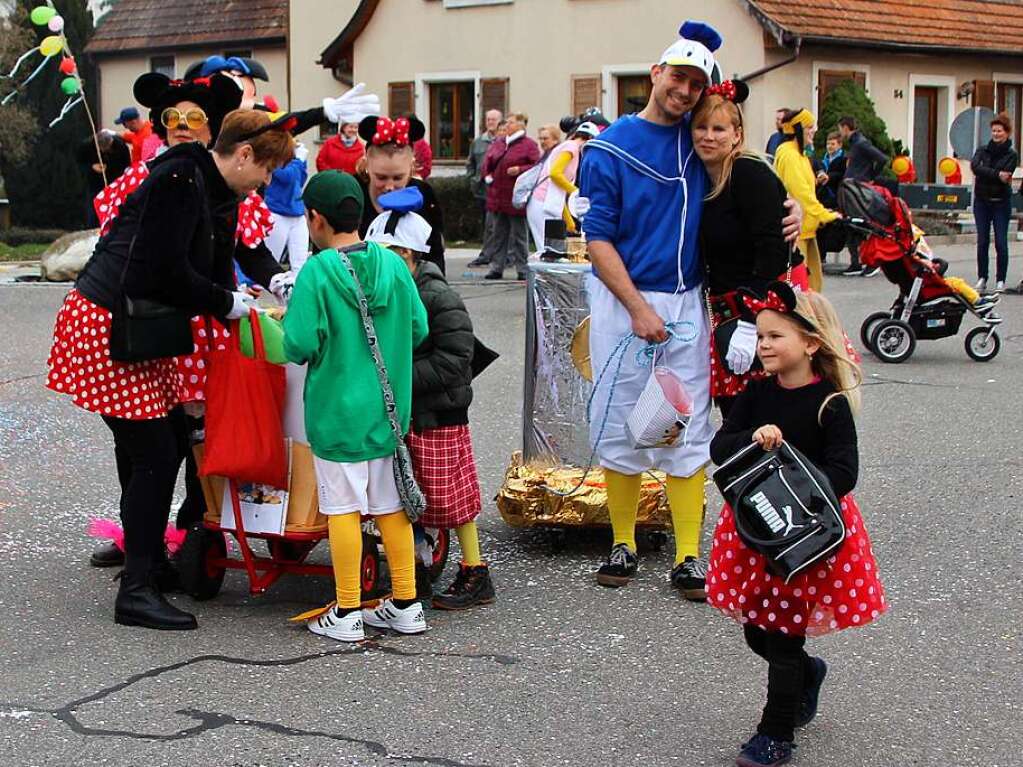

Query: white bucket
[625,366,693,449]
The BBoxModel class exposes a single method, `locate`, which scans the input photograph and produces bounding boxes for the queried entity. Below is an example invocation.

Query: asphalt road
[1,243,1021,767]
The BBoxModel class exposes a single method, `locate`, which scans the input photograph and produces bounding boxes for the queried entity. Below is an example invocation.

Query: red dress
[406,425,482,529]
[707,494,887,637]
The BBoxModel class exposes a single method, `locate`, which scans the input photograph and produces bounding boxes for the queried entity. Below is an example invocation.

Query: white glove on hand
[725,320,758,375]
[568,190,590,218]
[226,290,255,320]
[322,83,381,124]
[294,142,309,163]
[269,271,296,305]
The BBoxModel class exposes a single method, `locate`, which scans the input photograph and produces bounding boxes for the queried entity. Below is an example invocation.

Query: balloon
[891,156,910,176]
[59,57,77,75]
[29,5,56,25]
[47,15,64,32]
[39,36,63,57]
[60,76,79,95]
[938,157,958,176]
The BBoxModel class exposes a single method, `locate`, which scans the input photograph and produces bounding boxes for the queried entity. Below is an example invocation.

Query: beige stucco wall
[93,46,287,130]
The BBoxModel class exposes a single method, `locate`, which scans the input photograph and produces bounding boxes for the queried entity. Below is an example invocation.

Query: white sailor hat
[659,21,723,83]
[366,187,433,254]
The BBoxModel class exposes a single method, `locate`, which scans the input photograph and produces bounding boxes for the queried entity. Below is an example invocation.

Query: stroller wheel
[177,524,227,601]
[860,311,890,350]
[428,528,450,581]
[965,327,1000,362]
[871,319,916,363]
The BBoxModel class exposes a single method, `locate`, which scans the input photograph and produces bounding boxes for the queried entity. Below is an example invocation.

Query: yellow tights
[327,510,417,608]
[454,520,482,567]
[604,467,706,565]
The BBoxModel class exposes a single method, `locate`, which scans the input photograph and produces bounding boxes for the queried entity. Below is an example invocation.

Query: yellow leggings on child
[605,468,706,565]
[454,520,482,566]
[327,510,417,608]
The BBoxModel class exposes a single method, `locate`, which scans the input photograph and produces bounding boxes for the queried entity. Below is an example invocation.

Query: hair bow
[168,76,211,88]
[706,81,737,100]
[741,290,789,315]
[200,55,251,78]
[371,116,411,146]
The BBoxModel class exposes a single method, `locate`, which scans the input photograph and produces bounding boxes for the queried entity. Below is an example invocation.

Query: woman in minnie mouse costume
[356,114,446,274]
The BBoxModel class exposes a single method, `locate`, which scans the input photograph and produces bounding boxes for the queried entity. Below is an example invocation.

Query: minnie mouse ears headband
[133,72,241,112]
[358,115,426,147]
[232,111,300,143]
[739,281,817,331]
[705,79,750,105]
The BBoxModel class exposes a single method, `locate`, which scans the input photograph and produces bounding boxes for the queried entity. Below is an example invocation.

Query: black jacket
[970,140,1018,202]
[77,143,241,317]
[77,135,131,198]
[411,261,474,431]
[359,177,445,274]
[844,131,888,182]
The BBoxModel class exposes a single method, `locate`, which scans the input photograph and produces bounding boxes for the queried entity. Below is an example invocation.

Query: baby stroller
[838,180,1002,364]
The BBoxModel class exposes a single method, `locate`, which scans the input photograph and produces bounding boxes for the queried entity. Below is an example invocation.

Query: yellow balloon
[892,156,910,175]
[39,35,63,57]
[938,157,958,176]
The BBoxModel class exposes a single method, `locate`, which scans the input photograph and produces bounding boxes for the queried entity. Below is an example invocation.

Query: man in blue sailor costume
[579,21,733,596]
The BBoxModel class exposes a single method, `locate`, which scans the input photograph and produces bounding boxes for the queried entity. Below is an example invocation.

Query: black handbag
[713,441,846,582]
[108,188,194,362]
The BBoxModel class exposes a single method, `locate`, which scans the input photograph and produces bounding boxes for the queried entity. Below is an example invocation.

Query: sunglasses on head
[161,107,208,131]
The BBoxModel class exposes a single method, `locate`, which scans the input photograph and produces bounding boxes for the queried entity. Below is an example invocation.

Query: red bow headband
[706,80,738,101]
[169,77,212,88]
[741,290,788,315]
[371,116,411,147]
[740,282,818,331]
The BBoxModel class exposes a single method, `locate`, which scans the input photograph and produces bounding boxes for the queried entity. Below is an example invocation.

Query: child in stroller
[838,180,1003,363]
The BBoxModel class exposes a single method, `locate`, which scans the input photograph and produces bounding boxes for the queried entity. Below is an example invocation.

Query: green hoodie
[283,241,428,462]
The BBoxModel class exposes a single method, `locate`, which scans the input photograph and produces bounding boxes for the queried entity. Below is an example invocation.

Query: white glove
[725,320,758,375]
[568,190,590,218]
[269,271,296,305]
[294,142,309,163]
[322,83,381,124]
[226,290,255,320]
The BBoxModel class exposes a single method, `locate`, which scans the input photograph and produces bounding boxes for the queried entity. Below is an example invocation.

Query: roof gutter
[740,36,801,83]
[739,1,801,82]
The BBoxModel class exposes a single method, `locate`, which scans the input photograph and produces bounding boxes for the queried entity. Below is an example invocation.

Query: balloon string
[2,48,38,80]
[48,95,82,128]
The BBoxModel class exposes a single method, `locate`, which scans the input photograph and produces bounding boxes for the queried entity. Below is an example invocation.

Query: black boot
[432,563,496,610]
[90,541,125,568]
[115,572,197,630]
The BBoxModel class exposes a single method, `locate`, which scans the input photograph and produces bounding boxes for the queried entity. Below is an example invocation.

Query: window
[481,78,508,119]
[997,82,1023,152]
[817,69,866,115]
[616,75,651,117]
[429,81,475,160]
[149,55,175,78]
[912,87,939,183]
[388,81,415,118]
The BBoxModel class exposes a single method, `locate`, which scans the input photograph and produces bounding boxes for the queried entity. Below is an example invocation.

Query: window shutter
[572,75,601,116]
[972,79,995,109]
[481,77,509,117]
[388,81,415,118]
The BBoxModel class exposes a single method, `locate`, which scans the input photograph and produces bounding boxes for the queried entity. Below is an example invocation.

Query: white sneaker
[976,278,988,292]
[362,598,427,634]
[308,606,364,642]
[995,280,1006,293]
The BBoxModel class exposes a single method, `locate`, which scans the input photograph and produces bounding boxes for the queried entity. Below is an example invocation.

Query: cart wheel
[871,319,916,363]
[177,524,227,601]
[860,311,889,350]
[359,532,382,600]
[645,531,669,552]
[965,327,1000,361]
[428,528,450,581]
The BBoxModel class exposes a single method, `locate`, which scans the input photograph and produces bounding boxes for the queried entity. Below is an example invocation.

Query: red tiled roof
[747,0,1023,55]
[86,0,288,54]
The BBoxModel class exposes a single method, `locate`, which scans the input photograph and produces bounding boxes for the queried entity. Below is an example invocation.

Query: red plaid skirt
[406,425,482,529]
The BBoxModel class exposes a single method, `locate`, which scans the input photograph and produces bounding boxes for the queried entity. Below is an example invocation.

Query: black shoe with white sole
[841,265,865,276]
[596,543,638,587]
[670,555,708,601]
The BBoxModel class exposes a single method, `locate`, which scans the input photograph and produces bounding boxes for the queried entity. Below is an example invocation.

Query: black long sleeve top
[710,377,859,497]
[700,156,791,296]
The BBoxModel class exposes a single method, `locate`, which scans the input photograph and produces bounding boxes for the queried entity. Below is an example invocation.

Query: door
[913,86,938,183]
[997,82,1023,153]
[617,74,651,117]
[429,81,475,160]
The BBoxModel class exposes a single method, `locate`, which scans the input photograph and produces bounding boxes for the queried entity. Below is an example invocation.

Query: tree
[0,0,97,229]
[0,7,40,169]
[814,79,895,160]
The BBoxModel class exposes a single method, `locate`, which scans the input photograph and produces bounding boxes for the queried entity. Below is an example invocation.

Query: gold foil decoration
[497,452,671,529]
[570,315,592,382]
[566,235,588,262]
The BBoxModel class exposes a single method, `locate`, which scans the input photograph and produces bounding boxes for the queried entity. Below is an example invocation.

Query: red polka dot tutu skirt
[175,316,231,403]
[406,425,482,529]
[707,494,887,637]
[45,289,187,420]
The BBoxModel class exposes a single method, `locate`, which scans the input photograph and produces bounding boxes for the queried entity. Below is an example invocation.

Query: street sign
[949,107,995,158]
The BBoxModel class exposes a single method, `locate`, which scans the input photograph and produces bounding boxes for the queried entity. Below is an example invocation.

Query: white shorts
[313,455,403,516]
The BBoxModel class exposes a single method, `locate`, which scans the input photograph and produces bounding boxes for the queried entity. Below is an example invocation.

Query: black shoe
[415,562,433,600]
[862,265,881,277]
[432,563,496,610]
[841,265,865,276]
[670,555,708,601]
[595,543,638,587]
[152,558,183,594]
[484,271,503,280]
[90,541,125,568]
[467,256,491,268]
[737,734,794,767]
[115,573,197,631]
[795,657,828,727]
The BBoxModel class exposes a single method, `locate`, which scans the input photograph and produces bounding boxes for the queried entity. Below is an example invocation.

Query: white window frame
[149,54,176,79]
[906,74,956,176]
[601,63,651,120]
[810,61,871,115]
[414,70,482,158]
[443,0,512,7]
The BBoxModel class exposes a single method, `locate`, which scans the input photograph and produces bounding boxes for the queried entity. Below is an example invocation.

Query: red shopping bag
[200,309,288,488]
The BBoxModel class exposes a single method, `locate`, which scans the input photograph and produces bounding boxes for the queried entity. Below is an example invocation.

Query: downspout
[740,37,801,83]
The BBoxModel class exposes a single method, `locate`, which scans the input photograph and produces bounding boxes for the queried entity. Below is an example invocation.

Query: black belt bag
[109,295,193,362]
[713,441,845,583]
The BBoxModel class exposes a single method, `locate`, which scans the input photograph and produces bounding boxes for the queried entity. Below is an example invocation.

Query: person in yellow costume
[773,109,840,292]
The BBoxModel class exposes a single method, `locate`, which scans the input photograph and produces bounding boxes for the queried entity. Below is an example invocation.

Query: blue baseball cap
[114,107,140,125]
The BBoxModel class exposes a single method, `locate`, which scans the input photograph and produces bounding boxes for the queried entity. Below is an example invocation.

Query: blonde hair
[508,112,529,126]
[692,94,763,200]
[791,291,862,419]
[539,123,562,143]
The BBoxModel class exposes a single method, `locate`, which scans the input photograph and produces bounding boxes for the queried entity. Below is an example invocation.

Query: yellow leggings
[327,510,416,608]
[605,468,706,565]
[454,520,482,567]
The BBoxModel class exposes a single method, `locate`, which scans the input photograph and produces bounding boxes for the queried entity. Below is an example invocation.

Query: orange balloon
[892,156,910,175]
[938,157,958,176]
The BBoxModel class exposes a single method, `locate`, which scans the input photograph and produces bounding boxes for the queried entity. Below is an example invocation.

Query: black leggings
[174,414,206,530]
[744,624,816,742]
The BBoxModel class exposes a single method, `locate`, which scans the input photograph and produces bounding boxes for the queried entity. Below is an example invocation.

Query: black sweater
[701,156,791,296]
[710,377,859,497]
[970,140,1019,202]
[359,177,446,274]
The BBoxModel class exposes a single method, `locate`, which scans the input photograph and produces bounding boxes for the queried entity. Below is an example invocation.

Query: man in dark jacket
[77,131,131,227]
[838,116,889,275]
[970,113,1019,292]
[466,110,503,267]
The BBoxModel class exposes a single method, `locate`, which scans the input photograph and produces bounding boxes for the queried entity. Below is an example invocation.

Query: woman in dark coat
[970,112,1020,292]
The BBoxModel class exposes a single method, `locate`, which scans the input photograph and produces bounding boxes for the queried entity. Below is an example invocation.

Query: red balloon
[59,57,77,75]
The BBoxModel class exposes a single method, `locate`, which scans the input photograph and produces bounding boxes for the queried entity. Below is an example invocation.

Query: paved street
[1,243,1021,767]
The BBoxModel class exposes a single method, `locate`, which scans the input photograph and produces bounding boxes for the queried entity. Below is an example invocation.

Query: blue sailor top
[579,114,707,294]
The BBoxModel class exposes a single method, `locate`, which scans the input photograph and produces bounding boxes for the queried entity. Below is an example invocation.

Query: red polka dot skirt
[46,290,187,420]
[707,494,887,637]
[175,316,231,403]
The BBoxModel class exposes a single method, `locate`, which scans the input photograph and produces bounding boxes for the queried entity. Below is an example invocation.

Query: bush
[430,174,484,242]
[0,226,67,246]
[815,80,895,161]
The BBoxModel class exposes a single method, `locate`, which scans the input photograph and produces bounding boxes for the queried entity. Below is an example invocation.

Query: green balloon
[30,5,57,25]
[60,76,79,95]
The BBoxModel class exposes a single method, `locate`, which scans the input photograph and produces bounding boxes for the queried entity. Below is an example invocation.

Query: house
[296,0,1022,182]
[85,0,289,127]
